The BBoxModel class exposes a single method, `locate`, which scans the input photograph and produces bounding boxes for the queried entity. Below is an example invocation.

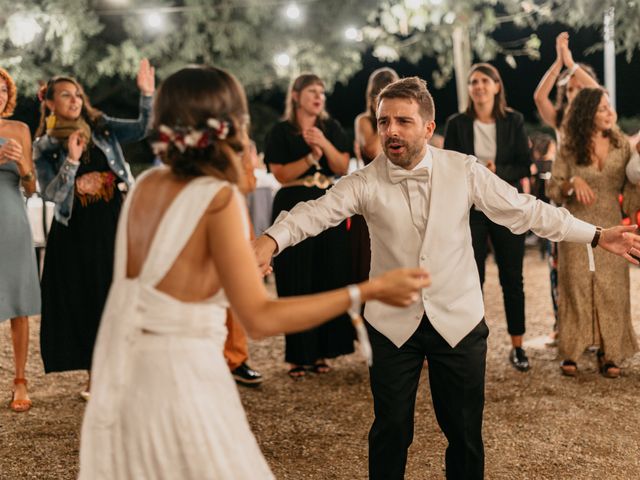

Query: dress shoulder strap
[137,175,231,286]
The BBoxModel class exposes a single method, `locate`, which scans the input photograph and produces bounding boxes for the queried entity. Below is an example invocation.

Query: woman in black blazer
[444,63,532,372]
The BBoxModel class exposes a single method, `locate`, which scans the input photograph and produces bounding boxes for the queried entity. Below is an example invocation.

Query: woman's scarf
[47,116,92,156]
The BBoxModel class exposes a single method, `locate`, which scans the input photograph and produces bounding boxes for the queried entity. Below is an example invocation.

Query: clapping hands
[302,127,328,151]
[0,138,23,166]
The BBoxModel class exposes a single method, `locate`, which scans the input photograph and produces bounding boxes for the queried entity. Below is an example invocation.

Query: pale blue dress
[0,153,40,321]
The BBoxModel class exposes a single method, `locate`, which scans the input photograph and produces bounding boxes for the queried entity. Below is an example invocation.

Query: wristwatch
[591,226,602,248]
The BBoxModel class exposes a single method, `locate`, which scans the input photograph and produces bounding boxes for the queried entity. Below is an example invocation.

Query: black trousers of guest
[470,208,526,336]
[367,316,488,480]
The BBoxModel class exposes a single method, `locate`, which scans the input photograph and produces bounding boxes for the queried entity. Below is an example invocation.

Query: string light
[7,13,42,47]
[285,3,301,20]
[345,26,359,41]
[275,52,291,67]
[143,11,166,31]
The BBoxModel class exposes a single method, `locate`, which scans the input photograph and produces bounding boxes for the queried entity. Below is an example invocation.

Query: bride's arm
[206,188,429,339]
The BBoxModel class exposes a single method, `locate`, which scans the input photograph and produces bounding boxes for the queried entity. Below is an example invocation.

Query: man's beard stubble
[383,137,425,168]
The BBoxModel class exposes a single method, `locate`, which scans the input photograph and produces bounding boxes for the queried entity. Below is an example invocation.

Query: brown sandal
[560,360,577,377]
[597,352,620,379]
[9,378,32,413]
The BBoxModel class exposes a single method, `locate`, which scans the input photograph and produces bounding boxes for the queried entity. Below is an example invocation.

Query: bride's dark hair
[152,66,248,182]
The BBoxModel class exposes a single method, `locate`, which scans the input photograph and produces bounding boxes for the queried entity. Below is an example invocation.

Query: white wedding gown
[79,171,274,479]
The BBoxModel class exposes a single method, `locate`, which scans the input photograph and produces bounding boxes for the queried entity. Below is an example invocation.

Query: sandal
[9,378,32,413]
[597,351,620,379]
[559,360,577,377]
[312,362,331,374]
[287,366,306,379]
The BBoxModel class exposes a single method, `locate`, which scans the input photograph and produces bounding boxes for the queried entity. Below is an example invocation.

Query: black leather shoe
[509,347,530,372]
[232,363,263,387]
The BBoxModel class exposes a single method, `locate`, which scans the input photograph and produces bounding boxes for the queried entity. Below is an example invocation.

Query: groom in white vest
[254,77,640,479]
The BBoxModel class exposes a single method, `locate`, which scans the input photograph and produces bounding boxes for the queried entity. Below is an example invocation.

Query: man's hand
[599,225,640,265]
[253,235,278,276]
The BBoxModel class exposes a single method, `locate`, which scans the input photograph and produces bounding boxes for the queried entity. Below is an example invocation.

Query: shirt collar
[411,144,432,171]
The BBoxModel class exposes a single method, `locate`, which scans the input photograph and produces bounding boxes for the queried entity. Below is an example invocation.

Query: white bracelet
[346,284,361,319]
[306,153,321,170]
[557,64,579,87]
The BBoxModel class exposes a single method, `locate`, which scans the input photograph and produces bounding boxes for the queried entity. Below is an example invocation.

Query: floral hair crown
[151,118,231,155]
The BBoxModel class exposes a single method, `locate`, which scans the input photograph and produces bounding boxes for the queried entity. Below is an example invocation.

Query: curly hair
[152,65,248,183]
[561,87,623,166]
[554,63,597,127]
[0,67,18,118]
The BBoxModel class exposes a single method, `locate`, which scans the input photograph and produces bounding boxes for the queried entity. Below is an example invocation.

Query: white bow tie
[388,164,430,184]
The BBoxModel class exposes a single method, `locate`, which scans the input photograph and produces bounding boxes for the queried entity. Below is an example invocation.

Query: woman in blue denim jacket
[34,59,155,398]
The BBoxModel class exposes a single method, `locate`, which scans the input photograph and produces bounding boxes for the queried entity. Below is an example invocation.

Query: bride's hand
[365,268,431,307]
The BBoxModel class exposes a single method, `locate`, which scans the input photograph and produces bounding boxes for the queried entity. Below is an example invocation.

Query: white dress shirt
[266,145,595,348]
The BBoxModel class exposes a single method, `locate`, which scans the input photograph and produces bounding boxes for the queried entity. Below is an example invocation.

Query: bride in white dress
[78,66,430,479]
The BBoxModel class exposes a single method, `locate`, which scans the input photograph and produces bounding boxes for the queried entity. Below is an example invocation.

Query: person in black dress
[34,60,155,398]
[264,73,353,378]
[444,63,532,372]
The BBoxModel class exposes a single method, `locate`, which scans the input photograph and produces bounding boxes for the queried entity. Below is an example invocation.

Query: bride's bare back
[126,168,232,302]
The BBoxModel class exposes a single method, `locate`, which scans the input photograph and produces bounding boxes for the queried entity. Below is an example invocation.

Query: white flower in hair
[184,131,203,147]
[207,118,230,140]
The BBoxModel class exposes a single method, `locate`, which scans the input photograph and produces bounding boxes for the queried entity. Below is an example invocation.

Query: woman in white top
[444,63,532,372]
[78,65,430,480]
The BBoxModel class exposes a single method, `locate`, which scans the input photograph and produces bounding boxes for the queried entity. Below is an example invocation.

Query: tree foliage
[0,0,639,96]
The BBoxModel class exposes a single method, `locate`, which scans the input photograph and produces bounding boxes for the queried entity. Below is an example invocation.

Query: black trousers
[367,316,488,480]
[470,208,526,336]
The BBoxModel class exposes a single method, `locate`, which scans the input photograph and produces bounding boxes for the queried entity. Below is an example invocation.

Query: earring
[46,112,56,131]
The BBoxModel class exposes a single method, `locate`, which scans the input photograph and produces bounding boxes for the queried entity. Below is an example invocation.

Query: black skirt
[40,148,122,373]
[272,185,354,365]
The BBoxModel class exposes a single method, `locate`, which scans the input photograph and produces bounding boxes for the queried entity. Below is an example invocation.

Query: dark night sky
[324,22,640,134]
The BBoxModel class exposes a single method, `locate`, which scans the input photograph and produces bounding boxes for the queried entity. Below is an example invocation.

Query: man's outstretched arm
[254,173,367,274]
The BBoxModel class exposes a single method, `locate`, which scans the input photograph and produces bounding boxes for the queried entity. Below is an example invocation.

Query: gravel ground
[1,247,640,479]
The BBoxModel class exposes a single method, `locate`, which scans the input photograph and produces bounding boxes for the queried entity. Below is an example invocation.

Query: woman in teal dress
[0,67,40,412]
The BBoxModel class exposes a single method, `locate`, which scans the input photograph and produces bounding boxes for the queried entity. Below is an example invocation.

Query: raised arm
[103,59,154,144]
[534,33,566,129]
[208,189,430,338]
